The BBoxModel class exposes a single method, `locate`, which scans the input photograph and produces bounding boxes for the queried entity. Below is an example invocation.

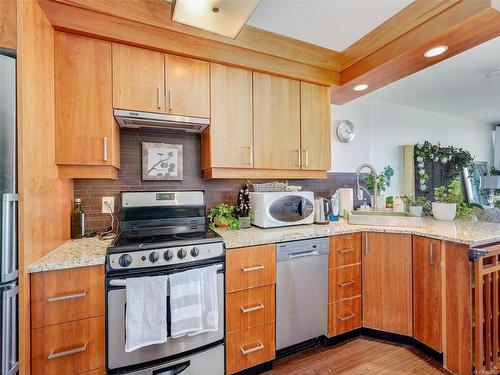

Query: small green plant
[365,166,394,195]
[403,194,429,208]
[433,180,483,220]
[208,203,241,230]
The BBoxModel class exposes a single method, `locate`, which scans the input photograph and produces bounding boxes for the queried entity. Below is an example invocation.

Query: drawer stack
[328,234,362,336]
[225,244,276,374]
[30,265,105,375]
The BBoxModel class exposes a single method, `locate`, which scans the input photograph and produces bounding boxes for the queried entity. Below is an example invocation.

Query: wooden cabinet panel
[166,54,209,118]
[207,63,253,169]
[0,0,16,50]
[226,322,275,374]
[226,285,275,334]
[226,244,276,292]
[54,32,119,168]
[330,234,362,268]
[113,43,165,113]
[329,265,361,302]
[300,82,331,170]
[328,297,361,337]
[81,369,105,375]
[253,72,300,169]
[31,316,104,375]
[31,265,104,329]
[413,236,442,352]
[362,233,413,336]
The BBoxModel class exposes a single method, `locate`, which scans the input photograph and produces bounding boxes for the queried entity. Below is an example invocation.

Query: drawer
[328,296,361,337]
[226,322,275,374]
[226,244,275,292]
[226,285,275,333]
[31,316,105,375]
[329,264,361,302]
[31,265,104,328]
[329,234,361,268]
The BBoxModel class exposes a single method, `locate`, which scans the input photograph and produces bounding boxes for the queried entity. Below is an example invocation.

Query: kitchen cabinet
[54,32,119,179]
[300,82,331,170]
[413,236,442,352]
[203,63,253,169]
[165,54,210,118]
[253,72,301,170]
[362,233,412,336]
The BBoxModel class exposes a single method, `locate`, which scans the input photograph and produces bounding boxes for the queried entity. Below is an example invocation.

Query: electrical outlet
[102,197,115,213]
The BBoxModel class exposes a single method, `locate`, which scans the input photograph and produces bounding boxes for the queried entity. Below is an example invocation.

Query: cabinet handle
[241,264,265,272]
[103,137,108,162]
[48,343,88,360]
[337,247,355,254]
[247,146,253,166]
[156,87,162,109]
[296,149,301,167]
[338,280,356,288]
[47,290,88,302]
[429,242,435,266]
[168,88,173,111]
[364,234,369,255]
[338,313,356,321]
[240,341,264,355]
[303,149,309,168]
[241,302,264,314]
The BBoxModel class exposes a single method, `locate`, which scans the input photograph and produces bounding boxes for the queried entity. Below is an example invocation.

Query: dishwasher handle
[288,250,320,259]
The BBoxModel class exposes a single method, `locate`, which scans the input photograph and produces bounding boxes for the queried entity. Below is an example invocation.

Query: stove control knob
[177,248,187,259]
[163,250,173,261]
[149,251,159,263]
[119,254,132,268]
[190,247,200,257]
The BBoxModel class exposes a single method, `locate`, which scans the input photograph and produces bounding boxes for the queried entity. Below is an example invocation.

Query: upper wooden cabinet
[54,32,119,179]
[205,63,253,169]
[0,0,16,50]
[112,44,165,113]
[301,82,331,170]
[362,233,413,336]
[165,55,210,118]
[253,72,301,170]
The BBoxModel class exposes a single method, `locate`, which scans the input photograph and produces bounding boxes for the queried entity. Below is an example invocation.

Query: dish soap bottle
[330,192,340,221]
[71,198,85,239]
[393,194,405,212]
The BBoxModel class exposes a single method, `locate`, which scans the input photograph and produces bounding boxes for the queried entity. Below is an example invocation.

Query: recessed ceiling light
[424,45,448,58]
[353,84,369,91]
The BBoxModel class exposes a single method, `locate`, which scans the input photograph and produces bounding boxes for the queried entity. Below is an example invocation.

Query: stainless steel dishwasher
[276,237,329,351]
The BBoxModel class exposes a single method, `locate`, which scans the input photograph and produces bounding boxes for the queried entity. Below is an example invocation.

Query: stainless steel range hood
[113,109,209,133]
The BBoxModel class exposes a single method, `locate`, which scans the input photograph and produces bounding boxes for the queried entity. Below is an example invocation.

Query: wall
[331,98,494,196]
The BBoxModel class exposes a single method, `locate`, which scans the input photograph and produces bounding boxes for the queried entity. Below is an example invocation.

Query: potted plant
[403,194,429,217]
[432,180,463,221]
[208,203,241,229]
[236,186,252,228]
[365,166,394,210]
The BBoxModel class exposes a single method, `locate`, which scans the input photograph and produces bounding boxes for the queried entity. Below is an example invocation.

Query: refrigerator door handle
[2,285,18,375]
[2,193,18,283]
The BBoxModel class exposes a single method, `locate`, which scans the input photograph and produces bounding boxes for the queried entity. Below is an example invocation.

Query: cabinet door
[362,233,413,336]
[413,236,442,352]
[208,63,253,168]
[300,82,331,170]
[253,72,300,170]
[166,54,210,118]
[55,32,118,167]
[112,43,165,113]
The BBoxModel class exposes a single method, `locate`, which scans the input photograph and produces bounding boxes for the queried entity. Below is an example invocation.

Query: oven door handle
[154,360,190,375]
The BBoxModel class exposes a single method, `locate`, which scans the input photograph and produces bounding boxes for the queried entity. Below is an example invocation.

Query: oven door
[106,264,224,371]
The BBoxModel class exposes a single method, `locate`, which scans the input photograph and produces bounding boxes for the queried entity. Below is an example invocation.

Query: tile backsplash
[74,129,363,233]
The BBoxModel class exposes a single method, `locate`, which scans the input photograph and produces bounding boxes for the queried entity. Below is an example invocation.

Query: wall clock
[336,120,355,143]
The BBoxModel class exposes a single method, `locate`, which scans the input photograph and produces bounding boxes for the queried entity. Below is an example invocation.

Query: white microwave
[250,191,315,228]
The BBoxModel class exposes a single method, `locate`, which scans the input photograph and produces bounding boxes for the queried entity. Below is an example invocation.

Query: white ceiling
[247,0,413,51]
[367,36,500,124]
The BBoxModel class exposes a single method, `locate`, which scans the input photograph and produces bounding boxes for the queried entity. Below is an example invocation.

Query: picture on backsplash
[142,142,183,181]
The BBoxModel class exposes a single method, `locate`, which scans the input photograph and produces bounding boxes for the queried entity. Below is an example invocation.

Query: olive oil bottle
[71,198,85,239]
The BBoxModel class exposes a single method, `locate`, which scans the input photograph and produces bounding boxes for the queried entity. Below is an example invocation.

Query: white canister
[338,188,354,217]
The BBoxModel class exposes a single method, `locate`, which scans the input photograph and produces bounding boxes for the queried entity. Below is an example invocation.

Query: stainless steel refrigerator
[0,51,19,375]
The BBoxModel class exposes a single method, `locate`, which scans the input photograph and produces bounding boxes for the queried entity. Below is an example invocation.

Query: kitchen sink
[348,210,423,228]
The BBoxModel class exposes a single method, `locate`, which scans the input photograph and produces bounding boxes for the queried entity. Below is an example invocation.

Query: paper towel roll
[338,188,353,217]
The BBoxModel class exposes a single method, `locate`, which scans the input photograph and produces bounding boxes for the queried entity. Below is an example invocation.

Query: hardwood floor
[265,338,449,374]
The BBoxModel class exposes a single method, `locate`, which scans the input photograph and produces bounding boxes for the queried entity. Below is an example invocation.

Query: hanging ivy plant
[415,141,474,192]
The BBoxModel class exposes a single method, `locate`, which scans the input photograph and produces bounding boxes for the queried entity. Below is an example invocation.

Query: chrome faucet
[355,163,378,211]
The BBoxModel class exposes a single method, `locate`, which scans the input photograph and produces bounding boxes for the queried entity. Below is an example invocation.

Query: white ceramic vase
[432,202,457,221]
[408,206,423,217]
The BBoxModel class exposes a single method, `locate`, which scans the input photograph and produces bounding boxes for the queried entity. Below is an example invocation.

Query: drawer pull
[240,341,264,355]
[47,343,88,359]
[338,313,356,321]
[241,264,265,272]
[241,303,264,314]
[338,280,356,288]
[337,248,355,254]
[47,290,88,302]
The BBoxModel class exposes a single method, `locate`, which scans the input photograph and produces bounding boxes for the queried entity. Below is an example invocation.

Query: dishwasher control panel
[276,237,330,261]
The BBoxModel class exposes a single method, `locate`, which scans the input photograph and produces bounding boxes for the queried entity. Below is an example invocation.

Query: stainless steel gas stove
[105,191,225,375]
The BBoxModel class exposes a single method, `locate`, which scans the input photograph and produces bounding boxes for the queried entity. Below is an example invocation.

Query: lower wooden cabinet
[328,297,362,336]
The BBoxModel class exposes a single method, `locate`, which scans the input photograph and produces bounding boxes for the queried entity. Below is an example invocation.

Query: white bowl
[432,202,457,221]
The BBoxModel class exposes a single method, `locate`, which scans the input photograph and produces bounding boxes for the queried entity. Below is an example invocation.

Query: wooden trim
[203,167,327,180]
[57,165,118,180]
[0,0,16,50]
[37,0,339,86]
